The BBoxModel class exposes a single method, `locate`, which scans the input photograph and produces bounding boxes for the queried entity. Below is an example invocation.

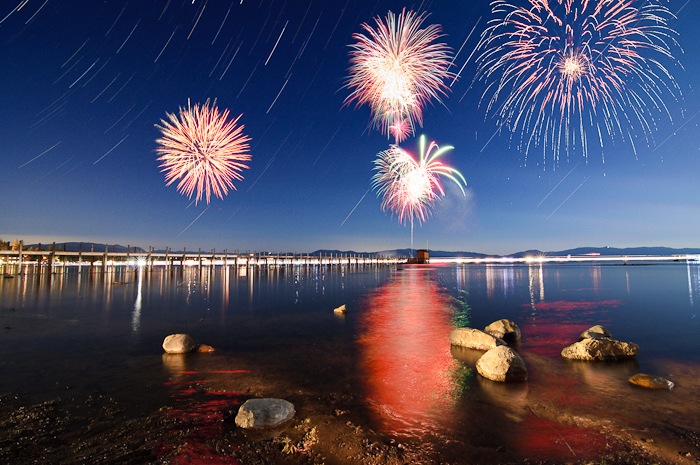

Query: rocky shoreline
[1,325,698,465]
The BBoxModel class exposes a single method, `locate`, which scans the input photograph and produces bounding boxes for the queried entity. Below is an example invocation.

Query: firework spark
[155,99,251,204]
[345,9,453,142]
[476,0,682,165]
[372,135,466,226]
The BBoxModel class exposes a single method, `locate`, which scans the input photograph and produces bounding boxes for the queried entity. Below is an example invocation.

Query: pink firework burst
[155,99,251,204]
[388,118,413,144]
[372,135,466,227]
[344,9,453,141]
[476,0,682,165]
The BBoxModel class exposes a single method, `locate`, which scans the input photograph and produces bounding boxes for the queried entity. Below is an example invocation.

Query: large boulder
[562,338,639,361]
[235,398,296,429]
[476,346,528,382]
[162,334,196,354]
[579,325,613,340]
[484,319,521,343]
[628,373,674,390]
[449,328,505,351]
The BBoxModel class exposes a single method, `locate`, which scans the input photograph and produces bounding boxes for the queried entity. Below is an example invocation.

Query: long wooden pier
[0,246,404,274]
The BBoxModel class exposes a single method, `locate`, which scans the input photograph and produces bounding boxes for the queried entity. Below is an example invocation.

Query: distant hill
[19,244,700,258]
[508,246,700,258]
[25,242,145,253]
[317,246,700,258]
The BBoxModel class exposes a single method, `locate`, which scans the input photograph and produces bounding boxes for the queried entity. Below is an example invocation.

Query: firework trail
[372,135,466,250]
[155,99,251,204]
[345,9,453,143]
[476,0,682,166]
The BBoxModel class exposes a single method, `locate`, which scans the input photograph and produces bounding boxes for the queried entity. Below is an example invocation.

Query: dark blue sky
[1,1,698,254]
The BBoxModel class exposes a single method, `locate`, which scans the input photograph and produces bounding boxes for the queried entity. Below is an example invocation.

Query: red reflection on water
[212,370,251,374]
[358,267,459,436]
[521,299,622,357]
[522,323,591,358]
[516,415,610,459]
[157,359,248,464]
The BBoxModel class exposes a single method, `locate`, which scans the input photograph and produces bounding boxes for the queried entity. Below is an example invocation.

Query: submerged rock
[449,328,505,351]
[562,338,639,361]
[579,325,613,340]
[476,346,527,382]
[162,334,196,354]
[484,319,521,343]
[628,373,674,390]
[235,398,295,429]
[197,344,216,353]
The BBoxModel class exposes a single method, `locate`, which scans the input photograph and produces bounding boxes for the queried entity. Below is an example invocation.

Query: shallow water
[1,261,698,462]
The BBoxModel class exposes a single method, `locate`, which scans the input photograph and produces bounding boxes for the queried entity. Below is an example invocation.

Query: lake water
[1,261,699,462]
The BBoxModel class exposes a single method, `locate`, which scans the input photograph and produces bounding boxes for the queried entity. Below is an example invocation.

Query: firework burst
[476,0,682,165]
[372,135,466,227]
[155,99,251,204]
[345,9,453,143]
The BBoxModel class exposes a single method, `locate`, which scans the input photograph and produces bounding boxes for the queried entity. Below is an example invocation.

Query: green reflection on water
[450,289,471,328]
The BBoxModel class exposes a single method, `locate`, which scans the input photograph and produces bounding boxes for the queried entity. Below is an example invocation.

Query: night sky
[1,0,698,255]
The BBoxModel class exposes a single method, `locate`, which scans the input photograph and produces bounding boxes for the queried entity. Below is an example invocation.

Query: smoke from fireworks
[476,0,682,165]
[372,135,466,226]
[155,99,251,204]
[345,9,453,143]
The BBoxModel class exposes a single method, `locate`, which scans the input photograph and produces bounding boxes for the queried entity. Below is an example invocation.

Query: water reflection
[131,266,143,333]
[528,263,544,312]
[358,267,464,439]
[688,261,700,307]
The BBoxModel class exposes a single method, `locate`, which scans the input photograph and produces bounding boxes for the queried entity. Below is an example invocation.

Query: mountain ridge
[20,243,700,257]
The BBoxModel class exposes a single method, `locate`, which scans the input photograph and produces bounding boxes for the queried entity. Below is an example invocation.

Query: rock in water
[484,319,522,343]
[197,344,216,353]
[449,328,506,351]
[162,334,196,354]
[628,373,674,390]
[579,325,613,340]
[476,346,528,382]
[333,304,347,314]
[561,338,639,361]
[235,398,295,429]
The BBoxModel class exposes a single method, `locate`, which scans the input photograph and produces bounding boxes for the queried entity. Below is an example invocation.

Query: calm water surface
[1,261,699,461]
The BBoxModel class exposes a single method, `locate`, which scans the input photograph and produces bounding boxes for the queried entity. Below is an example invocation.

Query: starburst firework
[155,99,251,204]
[476,0,682,165]
[372,135,466,226]
[345,9,453,143]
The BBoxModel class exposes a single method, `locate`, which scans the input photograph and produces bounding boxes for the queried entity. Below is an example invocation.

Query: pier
[0,245,404,275]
